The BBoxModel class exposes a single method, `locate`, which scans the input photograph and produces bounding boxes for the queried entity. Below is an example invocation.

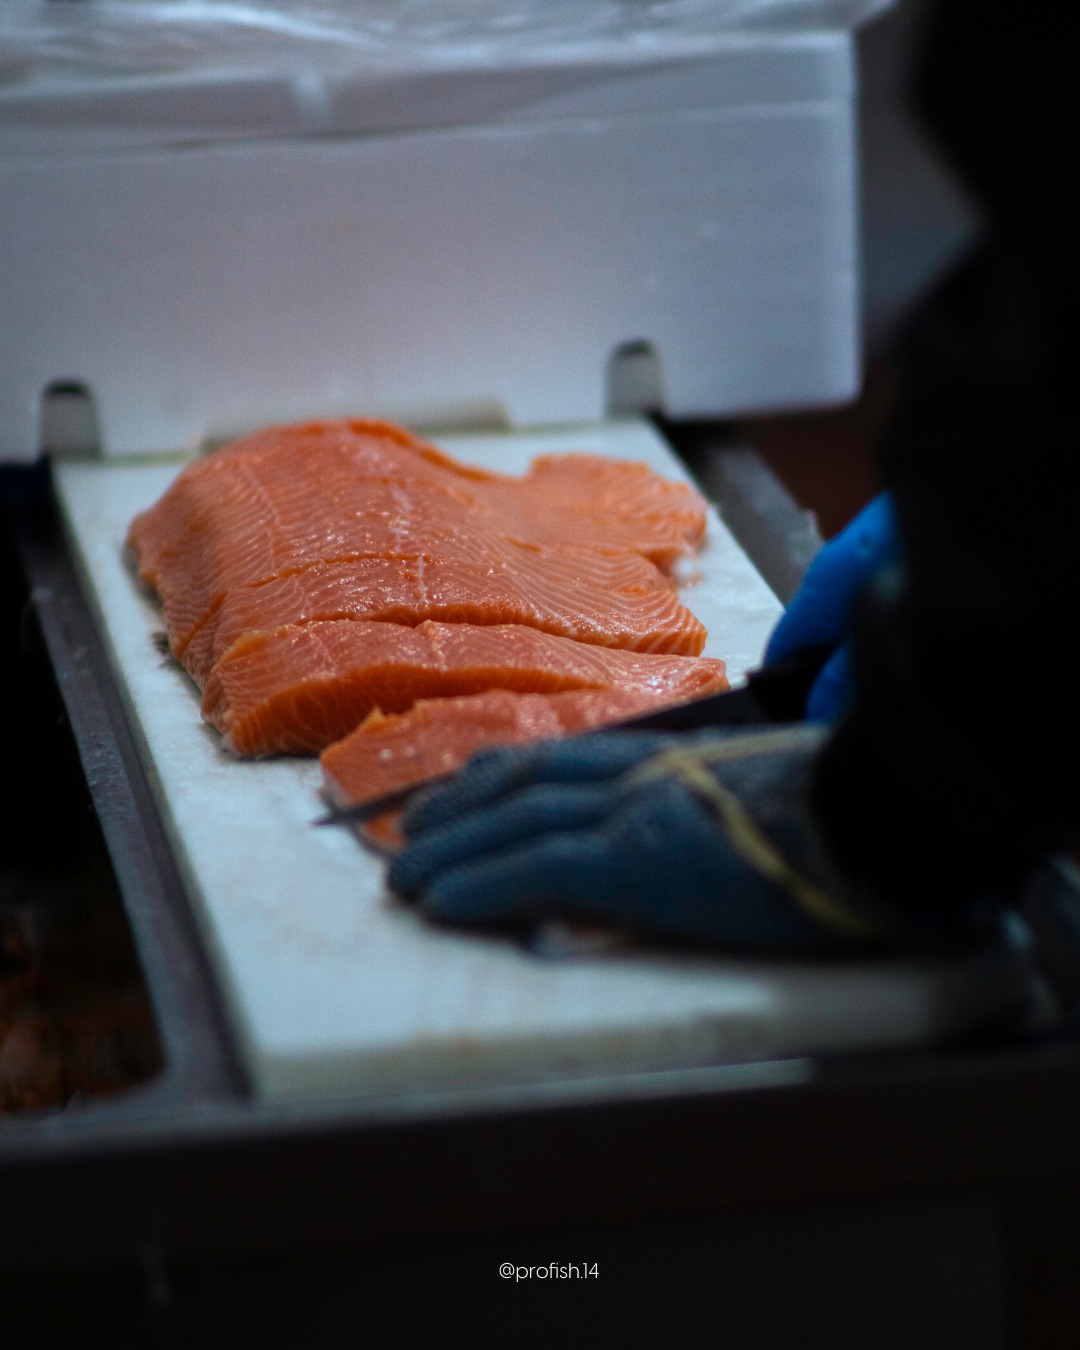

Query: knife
[316,644,832,826]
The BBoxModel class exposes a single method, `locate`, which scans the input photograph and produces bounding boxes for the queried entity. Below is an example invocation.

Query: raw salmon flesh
[322,688,679,810]
[126,419,728,789]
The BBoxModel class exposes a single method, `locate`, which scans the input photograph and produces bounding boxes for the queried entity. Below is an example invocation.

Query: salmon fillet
[203,619,728,756]
[476,453,708,572]
[129,421,705,583]
[128,419,723,765]
[321,687,684,811]
[126,420,708,666]
[131,465,498,662]
[180,548,705,686]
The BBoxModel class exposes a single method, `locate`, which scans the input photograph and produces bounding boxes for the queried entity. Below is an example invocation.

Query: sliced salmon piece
[130,463,498,660]
[321,687,681,811]
[202,619,728,756]
[179,548,704,686]
[129,421,704,590]
[476,454,708,573]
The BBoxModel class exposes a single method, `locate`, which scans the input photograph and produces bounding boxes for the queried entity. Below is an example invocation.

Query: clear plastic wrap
[1,1,889,87]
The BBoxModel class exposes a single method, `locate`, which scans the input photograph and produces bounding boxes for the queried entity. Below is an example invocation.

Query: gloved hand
[388,725,902,951]
[764,493,899,721]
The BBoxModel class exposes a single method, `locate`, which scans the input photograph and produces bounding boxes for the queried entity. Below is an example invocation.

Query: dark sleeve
[810,1,1078,912]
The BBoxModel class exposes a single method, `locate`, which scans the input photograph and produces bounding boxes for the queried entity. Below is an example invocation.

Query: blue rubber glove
[388,726,900,951]
[764,493,899,721]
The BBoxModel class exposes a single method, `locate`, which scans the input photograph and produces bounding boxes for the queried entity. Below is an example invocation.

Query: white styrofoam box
[52,422,1028,1102]
[0,31,859,462]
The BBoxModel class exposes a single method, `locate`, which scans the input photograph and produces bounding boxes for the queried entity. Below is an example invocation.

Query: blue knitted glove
[764,493,899,721]
[388,726,899,951]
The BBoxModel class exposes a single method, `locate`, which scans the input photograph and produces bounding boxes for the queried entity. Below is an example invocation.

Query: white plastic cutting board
[54,421,1029,1102]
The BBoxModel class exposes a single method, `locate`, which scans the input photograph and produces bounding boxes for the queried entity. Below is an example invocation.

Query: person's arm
[810,1,1078,916]
[389,1,1077,946]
